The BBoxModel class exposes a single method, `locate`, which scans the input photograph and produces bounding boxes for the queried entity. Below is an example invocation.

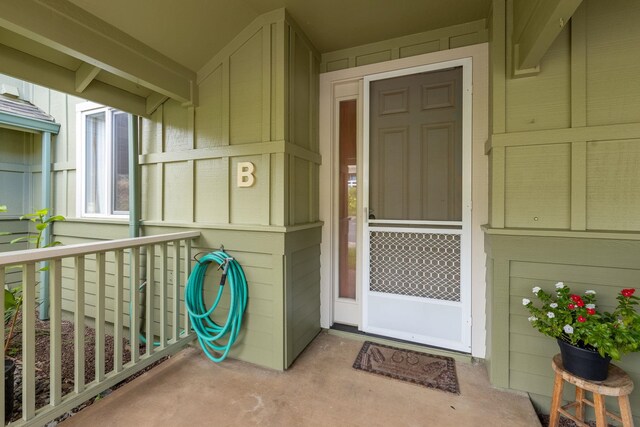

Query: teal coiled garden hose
[185,250,248,362]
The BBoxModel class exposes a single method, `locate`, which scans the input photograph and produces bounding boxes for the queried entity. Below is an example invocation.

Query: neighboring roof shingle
[0,94,56,123]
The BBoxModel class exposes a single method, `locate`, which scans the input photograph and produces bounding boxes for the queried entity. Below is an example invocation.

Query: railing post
[74,256,85,394]
[183,239,192,336]
[130,247,140,363]
[145,245,155,356]
[0,266,5,423]
[114,249,124,373]
[49,259,62,406]
[172,241,180,342]
[95,252,106,382]
[22,262,36,420]
[159,243,168,350]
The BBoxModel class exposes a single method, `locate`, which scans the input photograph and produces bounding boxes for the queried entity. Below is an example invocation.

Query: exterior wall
[0,9,320,371]
[320,19,488,72]
[486,0,640,422]
[485,234,640,423]
[284,227,321,366]
[138,10,320,369]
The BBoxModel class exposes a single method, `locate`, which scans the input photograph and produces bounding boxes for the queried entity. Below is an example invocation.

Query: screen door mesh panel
[369,231,461,301]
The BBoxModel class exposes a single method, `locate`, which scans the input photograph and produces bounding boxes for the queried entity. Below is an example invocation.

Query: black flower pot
[5,358,15,422]
[557,338,612,381]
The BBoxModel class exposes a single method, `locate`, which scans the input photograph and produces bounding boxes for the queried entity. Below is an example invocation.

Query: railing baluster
[74,256,85,393]
[0,231,200,427]
[114,249,124,373]
[172,241,180,342]
[183,239,191,336]
[159,243,168,349]
[145,245,155,356]
[95,252,106,382]
[0,267,5,423]
[49,259,62,406]
[130,247,140,363]
[22,262,36,420]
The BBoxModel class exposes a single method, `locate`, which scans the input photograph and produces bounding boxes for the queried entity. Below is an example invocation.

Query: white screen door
[362,60,472,352]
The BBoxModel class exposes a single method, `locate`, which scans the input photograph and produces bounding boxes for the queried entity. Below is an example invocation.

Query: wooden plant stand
[549,354,634,427]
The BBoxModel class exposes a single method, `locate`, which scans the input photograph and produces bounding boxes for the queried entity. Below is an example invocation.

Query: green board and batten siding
[320,19,488,72]
[0,9,321,370]
[486,0,640,423]
[114,9,322,370]
[138,10,321,369]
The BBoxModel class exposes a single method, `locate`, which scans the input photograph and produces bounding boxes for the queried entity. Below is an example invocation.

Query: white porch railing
[1,231,199,426]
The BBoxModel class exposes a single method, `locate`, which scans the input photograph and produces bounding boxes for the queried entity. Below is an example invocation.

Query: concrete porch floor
[62,332,541,426]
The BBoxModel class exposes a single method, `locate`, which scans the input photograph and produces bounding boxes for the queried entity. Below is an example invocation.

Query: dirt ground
[5,315,167,424]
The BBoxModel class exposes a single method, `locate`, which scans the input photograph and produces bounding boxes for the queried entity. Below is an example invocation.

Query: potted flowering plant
[523,282,640,381]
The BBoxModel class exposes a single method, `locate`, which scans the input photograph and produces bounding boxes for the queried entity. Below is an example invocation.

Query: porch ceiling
[0,0,490,117]
[68,0,492,71]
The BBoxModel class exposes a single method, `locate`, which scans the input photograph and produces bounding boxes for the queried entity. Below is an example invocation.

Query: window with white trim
[77,103,131,218]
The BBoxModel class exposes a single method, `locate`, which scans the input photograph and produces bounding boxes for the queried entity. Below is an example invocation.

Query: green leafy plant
[523,282,640,360]
[3,207,65,353]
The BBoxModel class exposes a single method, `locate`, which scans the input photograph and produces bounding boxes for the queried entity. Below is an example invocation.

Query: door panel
[369,69,462,222]
[363,65,470,352]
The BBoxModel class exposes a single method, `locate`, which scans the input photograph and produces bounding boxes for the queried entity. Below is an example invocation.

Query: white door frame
[362,59,473,352]
[319,43,489,358]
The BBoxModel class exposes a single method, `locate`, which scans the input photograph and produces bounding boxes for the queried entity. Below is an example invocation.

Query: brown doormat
[353,341,460,395]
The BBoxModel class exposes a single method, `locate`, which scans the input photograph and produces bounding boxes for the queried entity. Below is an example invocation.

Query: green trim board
[320,19,488,72]
[511,0,583,72]
[487,123,640,152]
[483,226,640,241]
[138,140,321,165]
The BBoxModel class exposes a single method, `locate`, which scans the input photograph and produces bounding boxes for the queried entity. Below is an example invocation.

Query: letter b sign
[237,162,255,187]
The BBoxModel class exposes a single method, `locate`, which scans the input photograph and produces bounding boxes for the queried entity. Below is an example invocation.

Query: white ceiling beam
[514,0,583,71]
[75,63,100,93]
[0,42,147,117]
[0,0,197,106]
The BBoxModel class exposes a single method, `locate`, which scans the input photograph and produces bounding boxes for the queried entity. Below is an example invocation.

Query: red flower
[570,294,582,303]
[587,308,596,315]
[576,300,585,307]
[568,303,576,310]
[621,288,636,297]
[577,315,587,323]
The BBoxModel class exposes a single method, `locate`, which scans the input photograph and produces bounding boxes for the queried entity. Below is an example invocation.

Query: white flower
[547,312,555,319]
[528,316,538,322]
[563,325,574,334]
[585,290,596,295]
[550,303,558,308]
[555,282,565,289]
[532,286,541,295]
[522,298,531,305]
[586,304,595,309]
